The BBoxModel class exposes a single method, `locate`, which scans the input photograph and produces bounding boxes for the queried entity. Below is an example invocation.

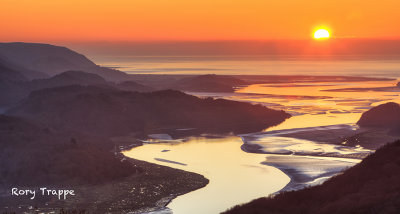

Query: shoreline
[261,155,358,193]
[239,125,368,194]
[121,127,366,214]
[0,155,209,214]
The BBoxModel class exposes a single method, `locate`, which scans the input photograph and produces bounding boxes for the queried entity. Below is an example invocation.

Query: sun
[313,29,330,40]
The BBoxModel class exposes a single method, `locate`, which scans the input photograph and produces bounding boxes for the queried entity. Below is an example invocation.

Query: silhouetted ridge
[357,102,400,128]
[0,70,113,108]
[6,86,290,136]
[30,70,107,89]
[0,42,129,81]
[0,115,139,187]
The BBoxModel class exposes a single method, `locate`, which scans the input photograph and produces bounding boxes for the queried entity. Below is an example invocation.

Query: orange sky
[1,0,400,42]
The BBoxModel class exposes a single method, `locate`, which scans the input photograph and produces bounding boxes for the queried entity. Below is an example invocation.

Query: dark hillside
[6,86,290,137]
[0,115,138,187]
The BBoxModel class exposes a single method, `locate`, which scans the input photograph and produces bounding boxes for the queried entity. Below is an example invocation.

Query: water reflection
[124,136,359,214]
[124,137,290,214]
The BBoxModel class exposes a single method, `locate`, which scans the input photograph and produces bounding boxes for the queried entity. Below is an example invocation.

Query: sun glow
[313,29,330,40]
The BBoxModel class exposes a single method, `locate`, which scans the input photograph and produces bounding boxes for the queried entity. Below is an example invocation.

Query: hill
[0,115,208,213]
[0,115,137,187]
[6,86,290,137]
[116,80,154,92]
[29,70,107,89]
[0,60,31,108]
[0,55,48,80]
[0,70,113,108]
[223,140,400,214]
[0,42,129,81]
[0,70,153,109]
[0,60,28,82]
[357,102,400,135]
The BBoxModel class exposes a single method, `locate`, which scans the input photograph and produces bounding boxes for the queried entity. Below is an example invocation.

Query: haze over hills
[0,55,48,80]
[0,42,129,81]
[6,85,291,137]
[29,70,107,89]
[171,74,247,92]
[0,70,110,108]
[0,69,153,109]
[0,60,28,82]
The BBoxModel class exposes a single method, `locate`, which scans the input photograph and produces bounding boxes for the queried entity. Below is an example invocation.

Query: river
[122,77,400,213]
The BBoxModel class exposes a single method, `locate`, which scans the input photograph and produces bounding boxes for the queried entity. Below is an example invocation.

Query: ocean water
[92,56,400,79]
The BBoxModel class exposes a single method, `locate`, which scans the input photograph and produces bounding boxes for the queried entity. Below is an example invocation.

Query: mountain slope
[0,70,152,108]
[224,140,400,214]
[0,55,48,80]
[6,85,291,137]
[0,60,28,82]
[29,70,107,90]
[0,42,128,81]
[0,60,31,108]
[0,115,138,187]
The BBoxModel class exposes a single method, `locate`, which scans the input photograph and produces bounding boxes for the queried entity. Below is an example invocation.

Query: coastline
[121,126,367,214]
[239,125,367,193]
[261,155,358,193]
[0,156,208,214]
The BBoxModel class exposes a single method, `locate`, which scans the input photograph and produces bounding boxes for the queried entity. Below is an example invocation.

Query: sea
[91,55,400,79]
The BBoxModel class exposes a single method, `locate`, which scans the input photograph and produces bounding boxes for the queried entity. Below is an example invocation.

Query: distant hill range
[6,85,290,137]
[0,55,48,80]
[223,140,400,214]
[171,74,247,92]
[0,70,152,108]
[29,70,107,89]
[0,59,28,82]
[0,42,129,81]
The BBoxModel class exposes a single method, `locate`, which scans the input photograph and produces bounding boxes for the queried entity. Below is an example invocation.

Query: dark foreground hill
[0,115,137,187]
[357,102,400,135]
[0,115,208,213]
[224,140,400,214]
[0,42,128,81]
[7,86,290,137]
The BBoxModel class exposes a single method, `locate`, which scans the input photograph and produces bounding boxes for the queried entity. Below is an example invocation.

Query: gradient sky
[1,0,400,42]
